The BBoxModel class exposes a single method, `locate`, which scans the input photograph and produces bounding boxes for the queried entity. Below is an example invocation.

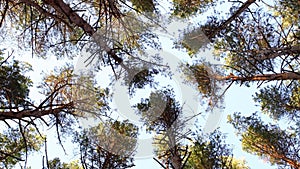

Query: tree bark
[252,141,300,169]
[0,102,73,120]
[213,72,300,82]
[167,129,182,169]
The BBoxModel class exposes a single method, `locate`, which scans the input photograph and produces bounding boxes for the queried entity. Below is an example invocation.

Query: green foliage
[39,66,110,133]
[230,158,249,169]
[228,113,300,168]
[75,120,138,169]
[254,81,300,121]
[185,130,248,169]
[213,10,279,76]
[0,0,299,168]
[137,89,192,169]
[0,127,43,169]
[129,0,156,12]
[182,63,225,109]
[48,158,83,169]
[186,64,212,97]
[0,55,32,108]
[171,0,216,18]
[127,68,159,94]
[179,0,300,81]
[274,0,300,30]
[136,89,182,132]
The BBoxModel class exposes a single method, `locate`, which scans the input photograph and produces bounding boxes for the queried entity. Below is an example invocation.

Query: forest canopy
[0,0,299,168]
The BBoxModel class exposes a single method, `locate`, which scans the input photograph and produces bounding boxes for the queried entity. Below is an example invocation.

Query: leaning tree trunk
[213,72,300,82]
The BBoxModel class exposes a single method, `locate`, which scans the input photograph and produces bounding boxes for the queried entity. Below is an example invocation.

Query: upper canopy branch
[230,45,300,61]
[214,72,300,82]
[207,0,256,39]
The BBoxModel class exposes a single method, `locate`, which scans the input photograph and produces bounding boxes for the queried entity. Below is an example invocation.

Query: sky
[0,0,281,168]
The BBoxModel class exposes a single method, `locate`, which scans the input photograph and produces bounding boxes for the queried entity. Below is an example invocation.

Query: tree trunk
[167,129,182,169]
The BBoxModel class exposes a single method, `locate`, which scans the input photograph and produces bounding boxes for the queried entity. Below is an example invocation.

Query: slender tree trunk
[167,129,182,169]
